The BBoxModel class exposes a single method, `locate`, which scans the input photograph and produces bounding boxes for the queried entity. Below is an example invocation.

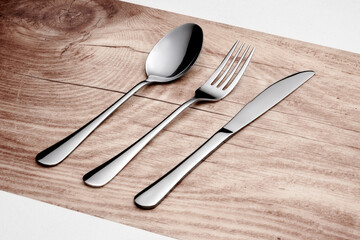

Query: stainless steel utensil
[36,23,203,166]
[83,41,255,187]
[134,71,315,209]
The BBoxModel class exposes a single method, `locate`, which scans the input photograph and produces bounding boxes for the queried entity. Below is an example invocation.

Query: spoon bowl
[36,23,203,166]
[146,23,203,82]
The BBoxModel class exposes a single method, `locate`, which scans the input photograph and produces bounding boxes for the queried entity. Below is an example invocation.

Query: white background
[123,0,360,54]
[1,1,359,240]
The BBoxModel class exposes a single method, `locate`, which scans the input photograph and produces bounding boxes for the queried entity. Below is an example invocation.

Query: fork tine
[206,40,239,85]
[223,47,255,91]
[219,44,250,89]
[214,43,245,87]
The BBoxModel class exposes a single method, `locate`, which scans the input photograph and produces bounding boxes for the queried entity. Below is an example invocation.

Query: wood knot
[1,0,125,36]
[43,3,95,32]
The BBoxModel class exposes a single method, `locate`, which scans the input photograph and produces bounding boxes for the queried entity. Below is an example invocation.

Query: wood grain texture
[1,0,359,239]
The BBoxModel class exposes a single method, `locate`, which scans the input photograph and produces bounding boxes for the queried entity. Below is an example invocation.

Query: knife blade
[134,70,315,209]
[224,70,315,132]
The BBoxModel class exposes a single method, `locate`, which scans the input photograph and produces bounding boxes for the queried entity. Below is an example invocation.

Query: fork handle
[36,80,150,166]
[134,127,234,209]
[83,97,199,187]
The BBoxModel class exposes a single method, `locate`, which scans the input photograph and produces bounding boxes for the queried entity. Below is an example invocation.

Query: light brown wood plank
[0,0,359,239]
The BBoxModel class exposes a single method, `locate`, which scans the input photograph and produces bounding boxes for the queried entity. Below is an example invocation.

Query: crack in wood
[60,32,91,55]
[80,43,149,55]
[11,71,232,119]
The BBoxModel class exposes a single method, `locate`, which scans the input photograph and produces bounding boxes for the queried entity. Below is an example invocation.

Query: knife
[134,70,315,209]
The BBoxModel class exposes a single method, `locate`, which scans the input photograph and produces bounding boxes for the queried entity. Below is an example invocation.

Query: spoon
[36,23,203,166]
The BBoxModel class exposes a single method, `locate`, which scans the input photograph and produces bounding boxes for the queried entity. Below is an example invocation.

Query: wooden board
[1,0,359,239]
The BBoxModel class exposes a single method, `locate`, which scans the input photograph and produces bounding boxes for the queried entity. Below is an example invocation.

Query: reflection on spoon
[36,23,203,166]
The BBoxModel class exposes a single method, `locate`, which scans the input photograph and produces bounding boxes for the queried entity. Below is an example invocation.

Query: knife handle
[134,127,234,209]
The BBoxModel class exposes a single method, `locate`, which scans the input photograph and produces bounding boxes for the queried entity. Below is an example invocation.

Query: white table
[2,1,359,239]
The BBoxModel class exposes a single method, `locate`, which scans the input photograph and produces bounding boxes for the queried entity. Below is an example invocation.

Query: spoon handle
[83,97,199,187]
[134,127,234,209]
[36,80,149,166]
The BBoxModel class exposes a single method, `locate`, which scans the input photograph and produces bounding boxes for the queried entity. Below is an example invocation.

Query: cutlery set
[36,23,314,209]
[83,40,254,187]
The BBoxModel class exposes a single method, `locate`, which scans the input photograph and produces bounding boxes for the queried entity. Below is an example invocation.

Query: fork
[83,41,255,187]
